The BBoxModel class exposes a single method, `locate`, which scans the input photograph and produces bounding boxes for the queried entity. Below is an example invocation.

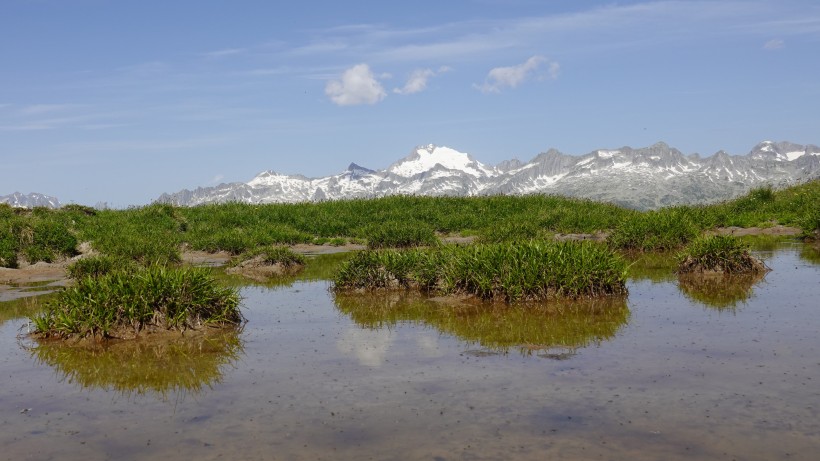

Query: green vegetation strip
[31,266,242,340]
[333,241,628,302]
[1,180,819,267]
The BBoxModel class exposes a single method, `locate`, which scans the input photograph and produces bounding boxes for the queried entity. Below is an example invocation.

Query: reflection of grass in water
[739,235,790,252]
[799,244,820,265]
[0,295,50,326]
[27,329,244,398]
[677,273,766,311]
[624,251,678,283]
[333,292,629,356]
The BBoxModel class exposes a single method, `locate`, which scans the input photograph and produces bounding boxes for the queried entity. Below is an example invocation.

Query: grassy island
[333,241,628,302]
[31,266,242,340]
[677,235,769,275]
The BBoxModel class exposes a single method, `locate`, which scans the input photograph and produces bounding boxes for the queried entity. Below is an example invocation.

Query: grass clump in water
[334,241,627,302]
[231,245,306,268]
[226,245,307,281]
[31,266,242,340]
[677,235,769,274]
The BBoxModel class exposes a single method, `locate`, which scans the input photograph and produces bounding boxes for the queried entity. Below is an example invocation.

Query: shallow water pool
[1,243,818,460]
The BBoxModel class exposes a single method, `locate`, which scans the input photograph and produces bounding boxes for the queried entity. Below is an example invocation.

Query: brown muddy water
[1,243,819,460]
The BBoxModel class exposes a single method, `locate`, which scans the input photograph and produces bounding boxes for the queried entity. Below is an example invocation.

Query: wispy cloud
[1,105,132,131]
[763,38,785,50]
[20,104,76,115]
[325,64,387,106]
[475,55,557,93]
[63,136,230,152]
[284,1,820,67]
[393,66,452,95]
[201,48,245,59]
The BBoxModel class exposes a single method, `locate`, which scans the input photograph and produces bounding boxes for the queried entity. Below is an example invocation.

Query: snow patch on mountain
[388,145,495,178]
[0,192,61,209]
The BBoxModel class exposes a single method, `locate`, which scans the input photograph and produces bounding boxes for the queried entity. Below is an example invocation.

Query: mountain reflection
[333,292,629,358]
[27,328,243,398]
[677,272,767,310]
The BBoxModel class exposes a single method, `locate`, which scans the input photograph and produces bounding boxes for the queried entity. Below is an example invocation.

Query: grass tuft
[364,221,439,249]
[66,255,136,279]
[676,235,768,274]
[608,207,701,251]
[31,266,242,340]
[334,241,627,302]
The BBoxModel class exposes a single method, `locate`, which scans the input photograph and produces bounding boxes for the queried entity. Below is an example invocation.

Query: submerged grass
[31,266,242,340]
[334,241,628,302]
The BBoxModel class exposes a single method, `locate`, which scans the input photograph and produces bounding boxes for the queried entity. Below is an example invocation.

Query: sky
[2,0,819,207]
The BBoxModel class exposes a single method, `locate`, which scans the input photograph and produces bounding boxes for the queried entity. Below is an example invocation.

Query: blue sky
[2,0,819,206]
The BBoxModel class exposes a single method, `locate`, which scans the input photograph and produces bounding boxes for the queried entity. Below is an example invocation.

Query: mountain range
[0,192,61,209]
[157,141,820,210]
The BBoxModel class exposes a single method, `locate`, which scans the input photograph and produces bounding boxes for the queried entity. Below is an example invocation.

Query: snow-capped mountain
[157,141,820,210]
[0,192,61,209]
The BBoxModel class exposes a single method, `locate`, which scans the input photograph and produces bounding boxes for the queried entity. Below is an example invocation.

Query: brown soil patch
[709,225,801,237]
[225,256,305,282]
[553,231,610,242]
[290,243,366,254]
[441,235,477,245]
[181,250,233,266]
[35,321,241,344]
[0,262,71,302]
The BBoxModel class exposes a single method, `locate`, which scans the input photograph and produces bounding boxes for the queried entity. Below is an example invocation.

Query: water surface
[1,243,818,460]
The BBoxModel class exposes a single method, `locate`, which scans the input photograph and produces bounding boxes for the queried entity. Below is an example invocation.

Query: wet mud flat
[1,243,819,460]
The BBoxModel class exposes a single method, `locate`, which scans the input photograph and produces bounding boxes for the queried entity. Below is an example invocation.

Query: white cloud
[393,68,435,95]
[393,66,454,95]
[325,64,387,106]
[475,55,557,93]
[547,61,560,79]
[763,38,785,50]
[336,327,394,367]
